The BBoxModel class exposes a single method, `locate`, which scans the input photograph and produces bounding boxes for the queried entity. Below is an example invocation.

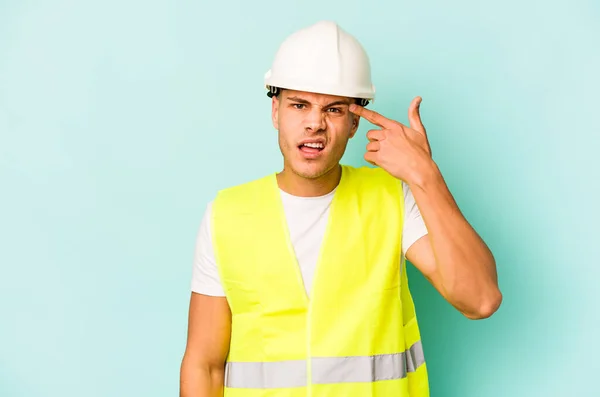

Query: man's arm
[405,162,502,319]
[350,98,502,320]
[180,292,231,397]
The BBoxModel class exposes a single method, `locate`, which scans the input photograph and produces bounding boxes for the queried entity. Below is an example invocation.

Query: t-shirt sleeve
[401,181,429,255]
[190,201,226,297]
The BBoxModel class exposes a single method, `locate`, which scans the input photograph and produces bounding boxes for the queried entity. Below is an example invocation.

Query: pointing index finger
[349,104,396,129]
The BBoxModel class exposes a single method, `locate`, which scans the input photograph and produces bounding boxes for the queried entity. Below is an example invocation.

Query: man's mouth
[298,142,325,154]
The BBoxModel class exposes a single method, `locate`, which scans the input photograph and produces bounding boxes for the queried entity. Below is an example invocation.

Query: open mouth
[298,142,325,154]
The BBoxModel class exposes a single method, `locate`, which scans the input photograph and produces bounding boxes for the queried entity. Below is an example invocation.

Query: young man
[180,21,502,397]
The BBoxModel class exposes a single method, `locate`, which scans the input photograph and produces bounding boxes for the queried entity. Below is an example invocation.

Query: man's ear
[271,96,279,130]
[349,113,360,138]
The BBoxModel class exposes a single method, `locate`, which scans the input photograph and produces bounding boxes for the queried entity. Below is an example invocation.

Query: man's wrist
[408,158,442,192]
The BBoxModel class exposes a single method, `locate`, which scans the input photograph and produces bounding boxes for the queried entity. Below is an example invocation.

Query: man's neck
[276,164,342,197]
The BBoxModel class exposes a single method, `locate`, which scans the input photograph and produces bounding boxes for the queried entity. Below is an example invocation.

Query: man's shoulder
[343,164,403,190]
[213,172,276,207]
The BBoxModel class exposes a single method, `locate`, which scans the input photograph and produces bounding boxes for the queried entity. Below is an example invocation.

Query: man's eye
[292,104,306,109]
[327,108,342,113]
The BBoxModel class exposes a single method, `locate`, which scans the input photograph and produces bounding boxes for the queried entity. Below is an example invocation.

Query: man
[180,21,502,397]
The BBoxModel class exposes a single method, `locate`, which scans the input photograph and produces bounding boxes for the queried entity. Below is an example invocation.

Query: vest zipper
[274,168,345,397]
[276,182,311,394]
[306,302,313,397]
[282,231,312,396]
[305,181,340,397]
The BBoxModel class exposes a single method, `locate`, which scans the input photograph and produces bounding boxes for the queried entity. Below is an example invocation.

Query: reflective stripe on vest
[225,341,425,389]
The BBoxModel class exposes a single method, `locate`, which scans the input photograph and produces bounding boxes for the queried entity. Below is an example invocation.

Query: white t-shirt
[191,181,428,297]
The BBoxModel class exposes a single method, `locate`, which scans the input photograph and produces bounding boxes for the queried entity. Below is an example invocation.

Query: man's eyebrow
[286,96,311,104]
[286,96,352,107]
[324,100,352,107]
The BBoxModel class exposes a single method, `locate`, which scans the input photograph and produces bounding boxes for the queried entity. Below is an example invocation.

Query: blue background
[1,0,598,395]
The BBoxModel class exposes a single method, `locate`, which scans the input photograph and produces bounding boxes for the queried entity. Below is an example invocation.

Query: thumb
[408,96,426,134]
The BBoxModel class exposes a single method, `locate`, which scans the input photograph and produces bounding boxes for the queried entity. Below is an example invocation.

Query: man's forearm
[410,160,502,319]
[180,358,224,397]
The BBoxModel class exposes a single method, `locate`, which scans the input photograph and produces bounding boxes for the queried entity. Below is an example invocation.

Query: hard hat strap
[266,86,279,98]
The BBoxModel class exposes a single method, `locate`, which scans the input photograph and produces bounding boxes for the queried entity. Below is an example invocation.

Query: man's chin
[291,162,337,180]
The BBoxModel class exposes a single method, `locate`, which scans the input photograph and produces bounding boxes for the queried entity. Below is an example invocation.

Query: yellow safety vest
[212,164,429,396]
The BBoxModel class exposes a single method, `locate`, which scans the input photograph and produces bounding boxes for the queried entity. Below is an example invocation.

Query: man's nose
[304,108,326,132]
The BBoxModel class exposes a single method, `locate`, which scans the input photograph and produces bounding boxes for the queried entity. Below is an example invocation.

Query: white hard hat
[264,21,375,106]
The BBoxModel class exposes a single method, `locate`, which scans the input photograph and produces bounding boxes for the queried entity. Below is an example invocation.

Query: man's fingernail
[349,104,356,111]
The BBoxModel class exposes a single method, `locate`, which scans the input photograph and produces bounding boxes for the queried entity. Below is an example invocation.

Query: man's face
[272,89,360,180]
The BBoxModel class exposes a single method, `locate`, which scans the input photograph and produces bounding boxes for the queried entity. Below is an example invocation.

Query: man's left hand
[349,96,434,186]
